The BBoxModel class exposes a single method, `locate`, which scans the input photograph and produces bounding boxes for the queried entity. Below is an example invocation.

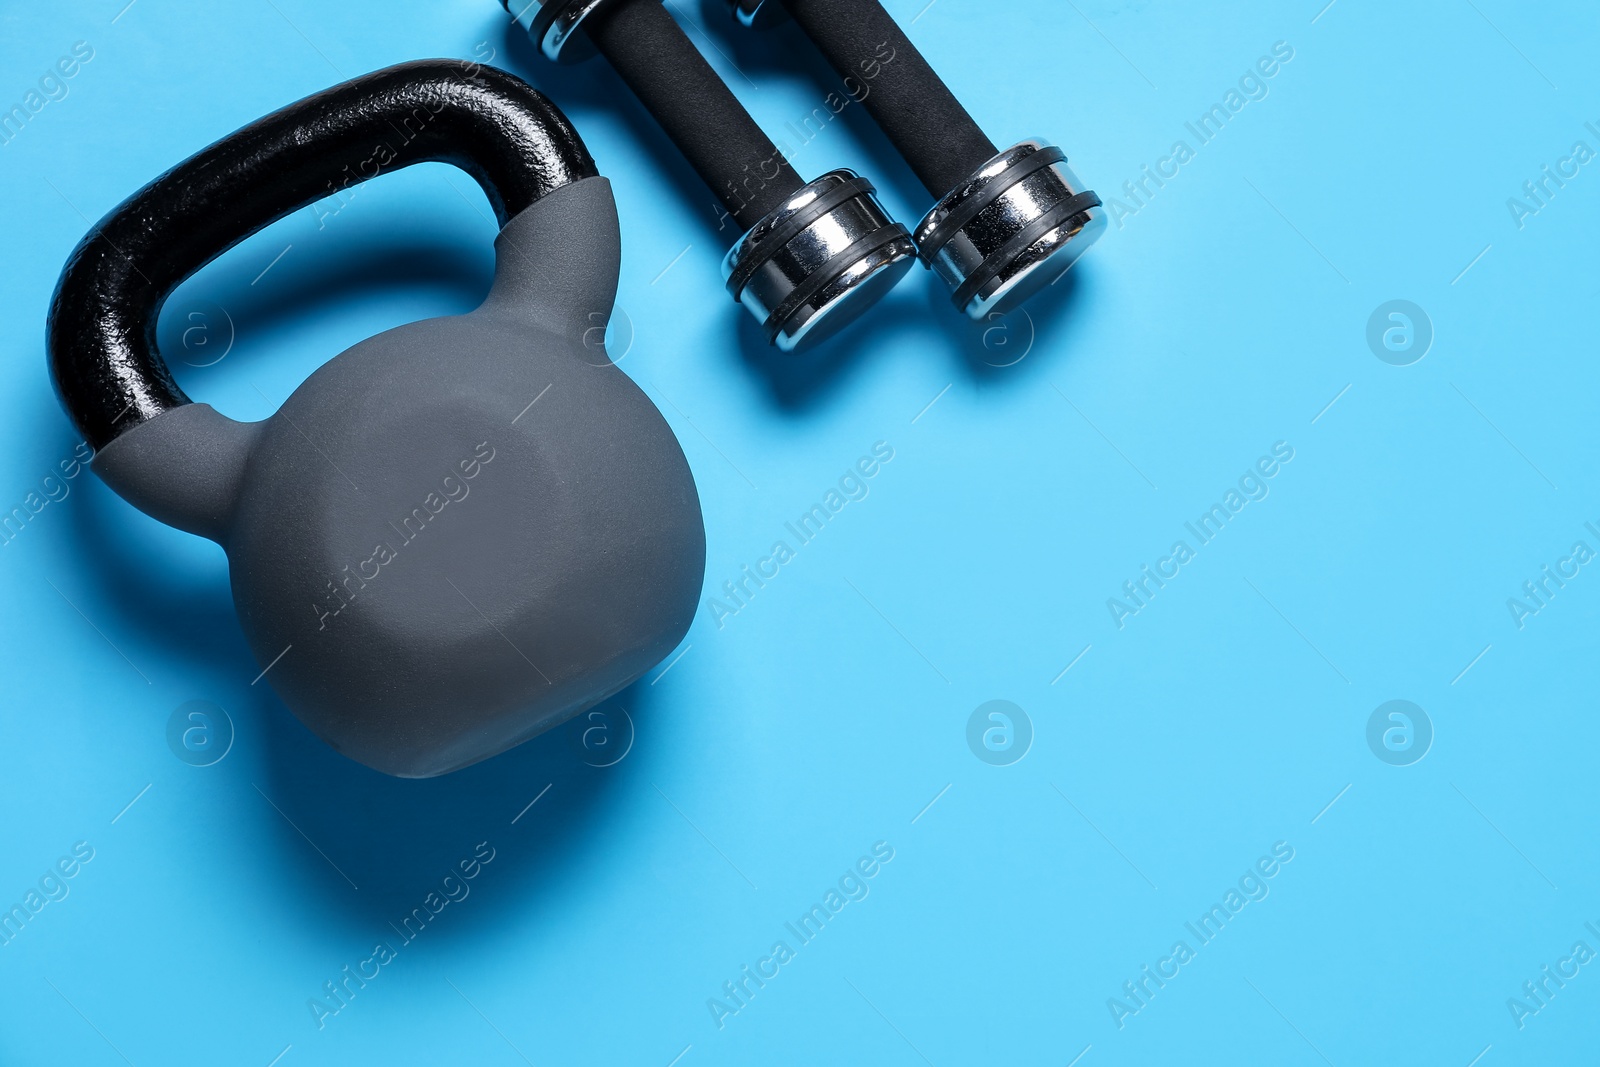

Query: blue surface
[1,1,1596,1063]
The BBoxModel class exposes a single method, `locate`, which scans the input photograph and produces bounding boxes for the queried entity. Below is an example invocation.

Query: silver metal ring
[722,170,916,352]
[503,0,610,63]
[914,140,1105,320]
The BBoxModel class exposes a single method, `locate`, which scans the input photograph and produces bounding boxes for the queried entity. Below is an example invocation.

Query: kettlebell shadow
[250,675,657,939]
[63,472,245,679]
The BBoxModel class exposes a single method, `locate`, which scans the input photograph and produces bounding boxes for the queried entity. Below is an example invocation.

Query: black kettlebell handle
[47,59,598,451]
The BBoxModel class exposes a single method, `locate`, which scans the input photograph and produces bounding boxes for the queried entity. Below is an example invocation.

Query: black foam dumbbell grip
[585,0,803,228]
[780,0,997,198]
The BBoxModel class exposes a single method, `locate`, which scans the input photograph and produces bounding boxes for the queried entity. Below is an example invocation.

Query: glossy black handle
[47,59,598,450]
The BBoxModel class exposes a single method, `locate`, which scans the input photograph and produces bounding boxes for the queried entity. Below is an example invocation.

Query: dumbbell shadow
[730,235,1093,411]
[498,4,1094,405]
[690,0,1095,401]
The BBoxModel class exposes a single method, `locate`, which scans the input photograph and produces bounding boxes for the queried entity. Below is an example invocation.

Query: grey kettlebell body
[49,64,705,777]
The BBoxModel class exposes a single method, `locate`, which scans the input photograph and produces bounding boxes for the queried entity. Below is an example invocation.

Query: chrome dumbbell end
[503,0,611,63]
[722,170,917,352]
[914,141,1104,321]
[510,0,913,349]
[718,1,1105,320]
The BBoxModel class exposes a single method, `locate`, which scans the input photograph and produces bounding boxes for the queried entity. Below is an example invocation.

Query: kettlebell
[46,60,706,778]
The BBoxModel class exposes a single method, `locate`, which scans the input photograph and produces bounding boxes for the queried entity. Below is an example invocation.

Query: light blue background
[1,0,1596,1063]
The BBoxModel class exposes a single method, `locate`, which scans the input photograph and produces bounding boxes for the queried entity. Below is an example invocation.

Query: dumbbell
[726,0,1104,320]
[47,61,706,778]
[503,0,917,350]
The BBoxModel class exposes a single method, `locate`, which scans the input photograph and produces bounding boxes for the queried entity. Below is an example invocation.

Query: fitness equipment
[504,0,917,351]
[47,60,706,778]
[725,0,1105,320]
